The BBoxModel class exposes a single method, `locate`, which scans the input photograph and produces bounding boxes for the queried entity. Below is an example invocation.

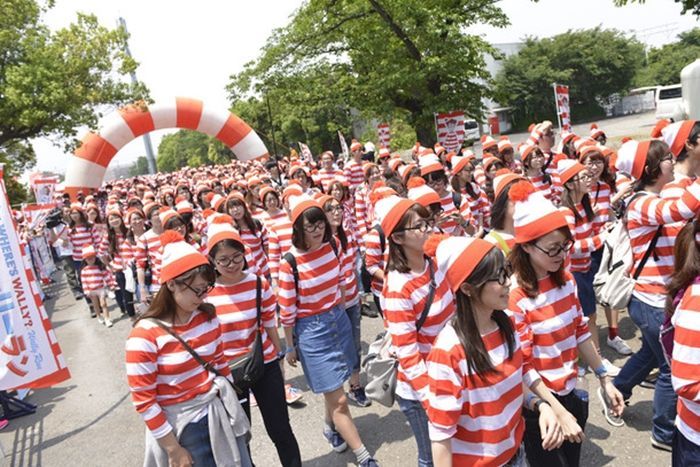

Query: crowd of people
[23,117,700,466]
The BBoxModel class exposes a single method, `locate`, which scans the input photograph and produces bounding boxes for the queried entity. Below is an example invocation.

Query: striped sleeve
[628,181,700,226]
[426,337,465,440]
[268,229,281,283]
[672,285,700,445]
[278,258,298,327]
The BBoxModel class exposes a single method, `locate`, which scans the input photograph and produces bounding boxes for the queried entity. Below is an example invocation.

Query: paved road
[0,268,672,467]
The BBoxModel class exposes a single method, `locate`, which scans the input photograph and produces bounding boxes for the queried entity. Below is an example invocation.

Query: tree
[635,28,700,86]
[228,0,507,146]
[493,27,645,130]
[156,130,234,173]
[614,0,700,16]
[0,0,148,204]
[128,156,151,177]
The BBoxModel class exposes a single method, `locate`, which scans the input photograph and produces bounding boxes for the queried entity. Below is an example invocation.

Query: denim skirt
[295,304,356,394]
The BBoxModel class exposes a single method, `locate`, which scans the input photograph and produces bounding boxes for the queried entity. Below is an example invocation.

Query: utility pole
[118,17,157,174]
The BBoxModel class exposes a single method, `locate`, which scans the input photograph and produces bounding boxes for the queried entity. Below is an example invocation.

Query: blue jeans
[346,305,361,372]
[673,427,700,467]
[613,296,677,444]
[397,395,433,467]
[179,415,252,467]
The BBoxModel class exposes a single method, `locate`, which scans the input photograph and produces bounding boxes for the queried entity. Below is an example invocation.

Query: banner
[31,176,59,205]
[338,131,350,159]
[377,123,391,150]
[554,84,572,132]
[22,203,57,230]
[0,165,70,390]
[29,235,56,284]
[435,111,466,153]
[298,142,314,163]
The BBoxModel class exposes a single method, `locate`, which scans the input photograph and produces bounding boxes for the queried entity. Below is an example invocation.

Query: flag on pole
[377,123,391,150]
[338,131,350,159]
[554,84,572,132]
[0,164,70,390]
[435,111,466,153]
[298,142,314,163]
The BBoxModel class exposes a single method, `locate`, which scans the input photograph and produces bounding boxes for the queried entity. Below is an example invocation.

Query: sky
[31,0,699,177]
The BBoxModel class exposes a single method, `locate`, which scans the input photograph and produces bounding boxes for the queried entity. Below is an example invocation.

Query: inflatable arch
[64,97,269,199]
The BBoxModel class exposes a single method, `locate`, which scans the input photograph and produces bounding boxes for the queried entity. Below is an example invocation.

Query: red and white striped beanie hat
[590,124,604,139]
[430,236,496,292]
[557,159,587,186]
[419,153,443,176]
[82,245,97,258]
[159,231,209,284]
[206,215,243,253]
[288,194,321,223]
[407,177,440,207]
[159,207,179,226]
[509,181,567,244]
[176,199,193,215]
[615,139,650,180]
[211,194,226,212]
[374,195,416,237]
[493,170,523,200]
[652,119,697,158]
[497,136,513,152]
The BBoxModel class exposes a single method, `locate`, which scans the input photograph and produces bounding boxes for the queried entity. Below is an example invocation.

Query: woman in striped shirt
[507,181,624,466]
[668,219,700,465]
[279,195,377,467]
[604,139,700,448]
[226,192,270,280]
[379,195,456,467]
[449,153,490,231]
[206,217,302,467]
[104,207,136,319]
[126,231,251,467]
[521,145,554,202]
[425,237,563,467]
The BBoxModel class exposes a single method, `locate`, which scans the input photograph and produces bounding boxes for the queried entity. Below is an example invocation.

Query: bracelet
[593,364,608,379]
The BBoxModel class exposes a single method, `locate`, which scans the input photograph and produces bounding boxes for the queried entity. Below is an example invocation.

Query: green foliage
[128,156,151,177]
[229,0,507,146]
[635,28,700,86]
[493,27,645,130]
[358,114,416,151]
[156,130,234,173]
[614,0,700,16]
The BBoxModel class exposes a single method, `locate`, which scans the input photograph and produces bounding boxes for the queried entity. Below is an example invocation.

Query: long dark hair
[453,248,515,378]
[227,198,260,235]
[561,178,595,223]
[490,181,516,231]
[581,149,617,195]
[323,199,348,250]
[666,219,700,315]
[69,210,91,232]
[508,226,572,299]
[387,204,430,274]
[636,140,669,190]
[136,264,216,324]
[676,122,700,163]
[291,207,333,250]
[107,215,128,257]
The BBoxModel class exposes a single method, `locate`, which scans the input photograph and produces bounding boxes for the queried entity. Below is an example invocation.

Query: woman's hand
[166,445,193,467]
[602,378,625,417]
[538,403,564,451]
[553,406,584,443]
[286,348,298,367]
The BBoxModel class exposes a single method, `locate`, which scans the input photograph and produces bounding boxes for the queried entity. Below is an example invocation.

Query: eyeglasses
[584,159,604,166]
[303,221,326,233]
[571,173,591,183]
[397,221,431,233]
[180,282,214,298]
[485,263,513,286]
[661,153,674,163]
[213,254,245,268]
[325,205,343,214]
[532,240,573,257]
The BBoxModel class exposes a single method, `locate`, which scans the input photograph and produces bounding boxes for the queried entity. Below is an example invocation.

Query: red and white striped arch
[64,97,269,198]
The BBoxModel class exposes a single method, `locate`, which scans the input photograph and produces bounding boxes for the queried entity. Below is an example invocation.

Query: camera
[44,208,64,229]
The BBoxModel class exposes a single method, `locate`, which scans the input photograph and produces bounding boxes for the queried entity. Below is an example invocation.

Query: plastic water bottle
[574,373,589,402]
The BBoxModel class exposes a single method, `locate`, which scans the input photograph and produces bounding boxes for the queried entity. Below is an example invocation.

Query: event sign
[298,142,314,163]
[0,165,70,390]
[338,131,350,158]
[554,84,572,132]
[435,111,466,153]
[377,123,391,150]
[30,176,59,205]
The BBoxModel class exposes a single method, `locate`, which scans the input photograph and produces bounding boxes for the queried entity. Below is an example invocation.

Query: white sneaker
[97,316,105,324]
[602,358,621,377]
[105,319,114,328]
[607,336,633,356]
[107,291,115,299]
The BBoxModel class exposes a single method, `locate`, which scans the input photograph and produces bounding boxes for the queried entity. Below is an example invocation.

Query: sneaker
[107,290,115,299]
[97,316,105,324]
[602,358,621,377]
[348,386,372,407]
[607,336,633,356]
[640,371,658,389]
[105,319,114,328]
[360,303,379,318]
[323,429,348,453]
[0,419,8,431]
[650,435,672,452]
[598,386,625,427]
[285,384,304,405]
[359,458,380,467]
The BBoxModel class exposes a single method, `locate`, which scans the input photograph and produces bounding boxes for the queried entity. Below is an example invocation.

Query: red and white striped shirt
[383,259,455,401]
[590,181,613,235]
[528,174,553,201]
[438,192,467,236]
[207,274,278,364]
[628,182,700,308]
[278,242,343,327]
[671,283,700,446]
[125,311,231,438]
[80,265,109,292]
[267,214,293,283]
[363,227,386,297]
[344,160,364,191]
[426,321,536,466]
[68,225,97,261]
[338,234,360,308]
[354,184,373,242]
[239,225,270,279]
[316,168,344,192]
[560,204,605,272]
[662,175,694,201]
[461,186,490,231]
[135,230,163,288]
[508,272,591,395]
[101,233,136,271]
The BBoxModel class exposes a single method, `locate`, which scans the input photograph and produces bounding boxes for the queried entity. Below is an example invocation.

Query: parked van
[464,118,480,142]
[655,84,683,121]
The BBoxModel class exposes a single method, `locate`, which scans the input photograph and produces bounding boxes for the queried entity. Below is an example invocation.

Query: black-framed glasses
[485,263,513,286]
[325,205,343,214]
[212,254,245,268]
[303,221,326,233]
[397,220,431,233]
[532,240,573,257]
[571,173,591,183]
[180,282,214,298]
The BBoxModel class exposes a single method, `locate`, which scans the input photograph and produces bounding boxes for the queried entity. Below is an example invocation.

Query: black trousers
[241,360,301,467]
[523,390,589,467]
[114,271,135,317]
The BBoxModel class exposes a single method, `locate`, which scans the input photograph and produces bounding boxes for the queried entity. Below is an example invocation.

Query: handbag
[124,263,136,293]
[227,277,265,395]
[363,260,435,407]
